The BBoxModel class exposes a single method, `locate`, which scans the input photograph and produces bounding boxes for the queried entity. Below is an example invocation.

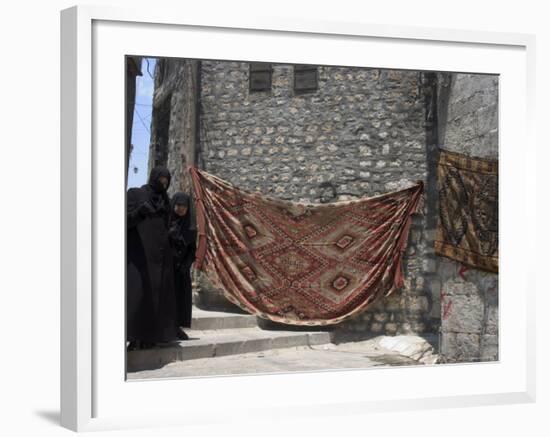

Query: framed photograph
[60,4,536,432]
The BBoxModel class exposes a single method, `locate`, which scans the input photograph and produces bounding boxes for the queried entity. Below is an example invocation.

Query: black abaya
[126,167,178,344]
[168,192,197,328]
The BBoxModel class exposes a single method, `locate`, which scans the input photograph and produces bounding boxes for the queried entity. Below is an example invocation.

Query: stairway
[126,306,334,372]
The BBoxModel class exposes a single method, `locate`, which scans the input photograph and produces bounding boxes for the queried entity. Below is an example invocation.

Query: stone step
[127,327,333,372]
[190,307,258,330]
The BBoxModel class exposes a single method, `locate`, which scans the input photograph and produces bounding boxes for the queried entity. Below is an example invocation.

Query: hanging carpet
[190,166,424,326]
[435,149,498,273]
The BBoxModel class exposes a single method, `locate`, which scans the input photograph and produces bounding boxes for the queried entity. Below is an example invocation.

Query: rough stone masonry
[144,58,498,362]
[434,73,499,362]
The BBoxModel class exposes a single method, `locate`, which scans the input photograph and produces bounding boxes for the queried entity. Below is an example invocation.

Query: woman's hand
[139,200,157,217]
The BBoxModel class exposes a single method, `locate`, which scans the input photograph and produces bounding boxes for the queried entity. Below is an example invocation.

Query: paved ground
[127,336,433,380]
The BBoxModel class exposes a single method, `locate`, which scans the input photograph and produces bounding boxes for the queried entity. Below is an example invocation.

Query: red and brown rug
[190,167,424,325]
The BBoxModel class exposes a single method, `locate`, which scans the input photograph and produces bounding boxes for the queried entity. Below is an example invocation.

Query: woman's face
[174,204,188,217]
[158,176,169,190]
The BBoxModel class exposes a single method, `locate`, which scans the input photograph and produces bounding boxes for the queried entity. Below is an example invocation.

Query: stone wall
[148,58,188,194]
[197,61,436,336]
[435,73,499,362]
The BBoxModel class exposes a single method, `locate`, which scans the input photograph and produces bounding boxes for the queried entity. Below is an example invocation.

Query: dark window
[249,63,272,92]
[294,65,318,93]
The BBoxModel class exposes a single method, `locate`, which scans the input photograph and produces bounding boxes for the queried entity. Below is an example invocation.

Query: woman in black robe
[168,192,197,340]
[126,166,178,350]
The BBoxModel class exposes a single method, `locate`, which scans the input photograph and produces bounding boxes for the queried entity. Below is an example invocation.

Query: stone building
[125,56,142,184]
[145,57,498,362]
[434,74,499,362]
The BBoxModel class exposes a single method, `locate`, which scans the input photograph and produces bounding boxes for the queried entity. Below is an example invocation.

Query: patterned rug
[190,167,424,325]
[435,149,498,273]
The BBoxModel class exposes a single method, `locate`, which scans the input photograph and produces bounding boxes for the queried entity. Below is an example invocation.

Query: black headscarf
[148,166,171,193]
[169,192,197,247]
[144,166,171,215]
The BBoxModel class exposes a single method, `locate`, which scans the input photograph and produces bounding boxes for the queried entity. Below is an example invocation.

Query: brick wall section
[435,73,499,362]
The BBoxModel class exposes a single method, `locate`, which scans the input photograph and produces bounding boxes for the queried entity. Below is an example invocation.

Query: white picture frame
[60,4,536,432]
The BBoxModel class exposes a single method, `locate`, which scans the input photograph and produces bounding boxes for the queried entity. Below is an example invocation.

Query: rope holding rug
[189,166,424,326]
